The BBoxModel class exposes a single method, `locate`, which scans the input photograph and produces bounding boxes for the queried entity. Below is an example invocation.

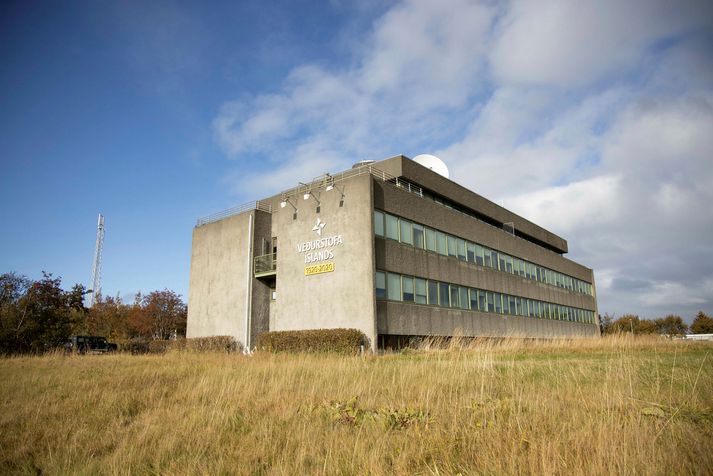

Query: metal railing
[385,176,423,197]
[195,162,423,227]
[279,163,423,201]
[254,252,277,276]
[196,201,272,227]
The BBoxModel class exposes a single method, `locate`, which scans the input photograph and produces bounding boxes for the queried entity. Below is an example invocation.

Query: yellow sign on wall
[305,262,335,276]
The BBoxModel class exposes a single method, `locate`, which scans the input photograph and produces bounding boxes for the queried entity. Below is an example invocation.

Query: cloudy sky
[1,0,711,321]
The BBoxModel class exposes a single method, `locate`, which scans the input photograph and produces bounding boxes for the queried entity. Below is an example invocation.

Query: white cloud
[213,0,497,164]
[638,281,712,308]
[359,0,494,107]
[212,0,713,319]
[509,94,713,318]
[505,174,622,234]
[222,138,351,197]
[440,86,627,197]
[489,0,712,87]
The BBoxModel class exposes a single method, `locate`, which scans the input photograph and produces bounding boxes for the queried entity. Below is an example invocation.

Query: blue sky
[1,0,712,321]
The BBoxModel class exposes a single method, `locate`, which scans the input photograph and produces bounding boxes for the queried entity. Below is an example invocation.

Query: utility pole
[88,214,105,308]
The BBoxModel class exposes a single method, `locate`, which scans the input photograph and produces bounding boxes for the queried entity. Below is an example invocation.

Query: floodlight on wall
[303,190,321,213]
[325,174,334,191]
[326,181,346,207]
[280,196,298,219]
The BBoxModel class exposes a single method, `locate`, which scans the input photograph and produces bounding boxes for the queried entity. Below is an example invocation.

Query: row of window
[375,271,596,324]
[374,210,593,296]
[420,188,564,254]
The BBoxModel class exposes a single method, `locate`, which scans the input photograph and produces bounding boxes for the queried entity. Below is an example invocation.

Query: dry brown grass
[1,335,711,475]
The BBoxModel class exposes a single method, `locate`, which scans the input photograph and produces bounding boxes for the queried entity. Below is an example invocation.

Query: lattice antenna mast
[88,214,105,308]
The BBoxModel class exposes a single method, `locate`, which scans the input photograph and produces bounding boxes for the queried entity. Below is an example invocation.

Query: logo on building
[312,218,326,236]
[297,218,343,266]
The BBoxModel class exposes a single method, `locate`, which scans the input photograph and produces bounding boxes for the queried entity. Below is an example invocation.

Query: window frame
[385,214,399,241]
[399,219,414,246]
[374,210,385,237]
[387,272,402,301]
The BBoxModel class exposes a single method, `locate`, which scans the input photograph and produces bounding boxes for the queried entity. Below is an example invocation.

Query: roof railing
[196,200,272,227]
[277,164,423,200]
[195,164,422,227]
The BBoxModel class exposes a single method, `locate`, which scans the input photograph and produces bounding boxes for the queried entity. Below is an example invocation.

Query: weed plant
[0,335,711,475]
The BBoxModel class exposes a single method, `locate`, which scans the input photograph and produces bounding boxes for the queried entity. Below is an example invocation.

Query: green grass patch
[0,336,711,475]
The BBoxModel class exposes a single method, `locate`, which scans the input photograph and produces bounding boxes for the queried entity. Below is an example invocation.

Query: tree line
[600,312,713,336]
[0,271,187,354]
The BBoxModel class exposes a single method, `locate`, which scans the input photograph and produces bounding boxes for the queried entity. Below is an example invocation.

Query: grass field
[1,336,712,475]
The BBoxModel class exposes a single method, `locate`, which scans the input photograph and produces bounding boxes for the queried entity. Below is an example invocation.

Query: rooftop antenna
[88,214,105,307]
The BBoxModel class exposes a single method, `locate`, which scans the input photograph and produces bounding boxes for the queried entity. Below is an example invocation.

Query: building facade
[187,155,599,350]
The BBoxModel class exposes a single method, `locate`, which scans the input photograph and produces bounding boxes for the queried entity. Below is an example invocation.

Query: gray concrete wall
[374,181,594,284]
[187,211,255,346]
[271,173,378,349]
[373,155,569,254]
[377,301,598,338]
[372,170,598,339]
[376,239,595,311]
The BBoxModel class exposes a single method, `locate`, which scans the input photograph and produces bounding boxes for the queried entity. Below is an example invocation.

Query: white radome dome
[413,154,449,179]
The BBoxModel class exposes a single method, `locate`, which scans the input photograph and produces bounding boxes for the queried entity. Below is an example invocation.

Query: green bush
[119,336,240,354]
[256,328,368,354]
[119,338,150,354]
[184,336,241,353]
[147,340,172,354]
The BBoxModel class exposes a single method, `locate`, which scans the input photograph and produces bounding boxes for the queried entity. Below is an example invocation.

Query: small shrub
[119,338,150,354]
[184,336,241,353]
[256,328,368,354]
[147,340,172,354]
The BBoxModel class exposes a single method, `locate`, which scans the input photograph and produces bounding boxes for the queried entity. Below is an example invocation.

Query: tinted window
[469,288,478,310]
[486,292,494,312]
[375,271,386,299]
[428,280,439,305]
[415,278,427,304]
[494,293,502,314]
[449,285,460,308]
[439,283,450,307]
[413,224,424,249]
[467,242,475,262]
[402,276,414,302]
[459,287,469,310]
[447,235,457,258]
[387,273,401,301]
[478,290,487,312]
[475,244,484,266]
[374,211,384,237]
[425,228,437,252]
[400,219,413,245]
[457,239,466,261]
[385,214,399,240]
[436,232,447,255]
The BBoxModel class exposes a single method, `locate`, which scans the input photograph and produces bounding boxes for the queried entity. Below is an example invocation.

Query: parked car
[65,335,118,354]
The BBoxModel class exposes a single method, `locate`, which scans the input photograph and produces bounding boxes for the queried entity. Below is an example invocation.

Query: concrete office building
[187,155,599,350]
